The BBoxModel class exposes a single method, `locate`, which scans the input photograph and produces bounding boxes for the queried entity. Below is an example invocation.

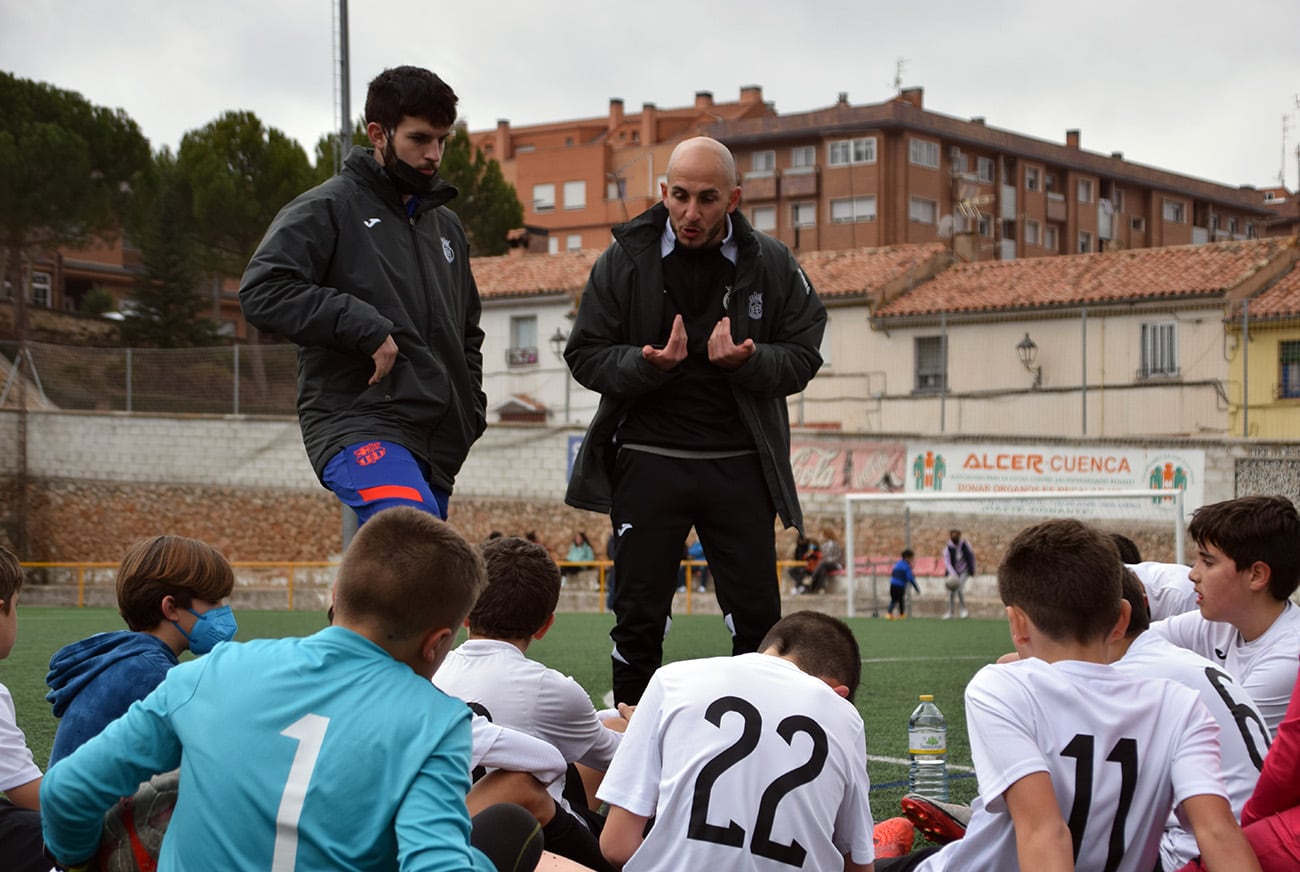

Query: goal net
[840,488,1187,618]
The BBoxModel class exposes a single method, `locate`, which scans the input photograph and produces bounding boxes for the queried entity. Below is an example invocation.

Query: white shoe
[942,612,952,620]
[960,608,969,619]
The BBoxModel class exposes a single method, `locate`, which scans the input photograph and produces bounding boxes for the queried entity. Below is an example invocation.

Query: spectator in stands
[801,525,842,594]
[787,532,817,590]
[563,531,595,585]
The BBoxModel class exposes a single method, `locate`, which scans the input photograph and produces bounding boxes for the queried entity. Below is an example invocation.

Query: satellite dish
[937,215,954,239]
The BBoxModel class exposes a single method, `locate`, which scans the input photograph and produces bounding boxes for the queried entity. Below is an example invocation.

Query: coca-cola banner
[789,441,907,494]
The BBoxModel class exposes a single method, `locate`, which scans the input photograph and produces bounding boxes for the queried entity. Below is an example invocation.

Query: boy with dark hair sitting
[435,536,624,871]
[46,534,236,766]
[875,518,1258,872]
[597,610,875,872]
[1151,494,1300,733]
[41,507,542,872]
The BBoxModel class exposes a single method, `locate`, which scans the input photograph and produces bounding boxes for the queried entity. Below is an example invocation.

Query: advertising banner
[903,443,1205,520]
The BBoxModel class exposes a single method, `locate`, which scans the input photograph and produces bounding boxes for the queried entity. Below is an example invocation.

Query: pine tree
[118,151,218,348]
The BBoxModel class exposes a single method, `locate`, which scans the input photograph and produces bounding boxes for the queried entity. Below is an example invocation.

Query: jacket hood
[46,631,177,717]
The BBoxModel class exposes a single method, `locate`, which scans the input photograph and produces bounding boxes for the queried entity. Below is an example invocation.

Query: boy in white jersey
[1151,494,1300,734]
[1111,569,1270,869]
[597,610,875,872]
[903,567,1270,870]
[876,518,1258,872]
[435,535,625,871]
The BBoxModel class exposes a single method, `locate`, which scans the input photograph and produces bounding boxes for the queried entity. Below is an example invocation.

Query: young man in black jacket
[564,136,826,705]
[240,66,486,525]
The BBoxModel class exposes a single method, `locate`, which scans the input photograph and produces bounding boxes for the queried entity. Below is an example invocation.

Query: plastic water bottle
[908,693,948,799]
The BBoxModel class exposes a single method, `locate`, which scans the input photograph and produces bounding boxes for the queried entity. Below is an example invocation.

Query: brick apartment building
[473,85,1275,261]
[11,85,1284,339]
[470,86,777,253]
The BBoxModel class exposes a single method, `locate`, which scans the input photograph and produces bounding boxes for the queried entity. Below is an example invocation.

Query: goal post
[841,488,1187,618]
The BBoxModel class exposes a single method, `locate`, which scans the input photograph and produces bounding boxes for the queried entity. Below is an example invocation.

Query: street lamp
[549,327,571,423]
[1015,332,1042,390]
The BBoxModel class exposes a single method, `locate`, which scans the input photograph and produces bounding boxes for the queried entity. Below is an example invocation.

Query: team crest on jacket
[747,292,763,320]
[441,237,454,263]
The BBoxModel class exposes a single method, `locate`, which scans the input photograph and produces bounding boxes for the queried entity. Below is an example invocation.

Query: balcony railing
[507,346,538,367]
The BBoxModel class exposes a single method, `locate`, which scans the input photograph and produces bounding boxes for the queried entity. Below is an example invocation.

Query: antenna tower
[892,58,908,94]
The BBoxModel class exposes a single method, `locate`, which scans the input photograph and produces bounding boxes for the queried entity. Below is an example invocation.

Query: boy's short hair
[364,66,458,131]
[1120,568,1151,638]
[333,507,484,641]
[901,548,914,559]
[117,536,235,631]
[1107,532,1142,564]
[0,546,22,613]
[998,518,1123,645]
[1188,495,1300,601]
[469,537,561,639]
[759,610,862,703]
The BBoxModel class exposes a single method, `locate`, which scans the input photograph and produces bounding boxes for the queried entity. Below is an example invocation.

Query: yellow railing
[20,561,340,611]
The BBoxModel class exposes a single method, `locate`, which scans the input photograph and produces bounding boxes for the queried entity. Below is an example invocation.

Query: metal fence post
[233,344,240,415]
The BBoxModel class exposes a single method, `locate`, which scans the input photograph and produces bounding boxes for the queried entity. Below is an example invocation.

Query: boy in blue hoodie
[888,549,920,619]
[45,535,236,765]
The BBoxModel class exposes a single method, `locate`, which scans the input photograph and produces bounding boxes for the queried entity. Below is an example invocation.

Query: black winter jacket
[240,147,487,492]
[563,203,825,532]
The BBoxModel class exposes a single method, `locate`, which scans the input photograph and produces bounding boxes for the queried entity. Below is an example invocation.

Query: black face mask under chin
[382,135,438,197]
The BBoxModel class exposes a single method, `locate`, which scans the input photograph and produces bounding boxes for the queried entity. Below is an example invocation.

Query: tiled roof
[875,238,1295,319]
[473,242,951,303]
[1249,264,1300,318]
[471,251,601,300]
[797,243,949,299]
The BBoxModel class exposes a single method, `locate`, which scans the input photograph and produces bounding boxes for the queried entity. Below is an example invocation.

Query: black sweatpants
[609,449,780,704]
[0,800,48,872]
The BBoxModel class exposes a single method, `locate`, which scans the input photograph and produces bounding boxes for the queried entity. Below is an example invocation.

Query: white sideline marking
[869,754,976,773]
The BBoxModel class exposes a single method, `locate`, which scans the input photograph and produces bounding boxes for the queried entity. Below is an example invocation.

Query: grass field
[5,606,1012,828]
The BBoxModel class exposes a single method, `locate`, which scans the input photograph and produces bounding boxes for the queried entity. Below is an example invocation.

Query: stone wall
[0,411,1294,575]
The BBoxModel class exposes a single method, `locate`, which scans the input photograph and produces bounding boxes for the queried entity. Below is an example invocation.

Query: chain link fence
[0,341,298,415]
[1,304,1296,429]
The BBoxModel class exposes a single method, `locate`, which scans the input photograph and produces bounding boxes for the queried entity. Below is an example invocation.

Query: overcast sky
[5,0,1299,190]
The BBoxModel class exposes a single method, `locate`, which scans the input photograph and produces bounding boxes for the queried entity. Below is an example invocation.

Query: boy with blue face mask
[45,535,236,766]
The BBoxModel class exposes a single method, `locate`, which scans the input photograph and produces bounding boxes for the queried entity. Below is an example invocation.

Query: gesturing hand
[370,335,398,385]
[708,317,754,370]
[642,315,688,371]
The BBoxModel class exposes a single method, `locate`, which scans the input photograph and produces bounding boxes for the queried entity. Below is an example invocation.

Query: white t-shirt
[918,658,1225,872]
[0,683,40,792]
[469,713,566,787]
[435,639,621,801]
[1129,561,1199,621]
[597,653,875,872]
[1115,632,1269,869]
[1151,600,1300,735]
